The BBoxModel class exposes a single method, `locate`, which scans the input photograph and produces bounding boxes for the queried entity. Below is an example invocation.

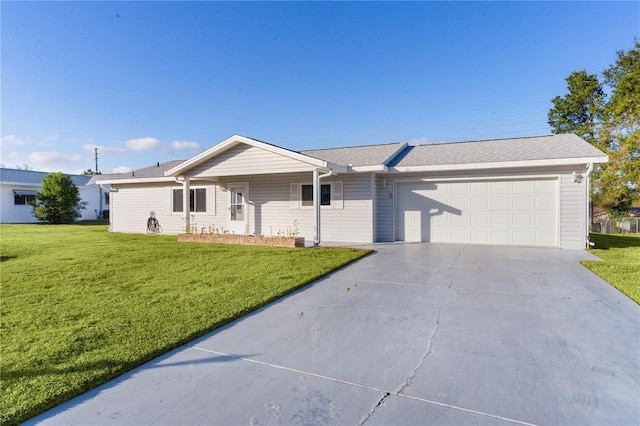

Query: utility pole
[94,147,99,174]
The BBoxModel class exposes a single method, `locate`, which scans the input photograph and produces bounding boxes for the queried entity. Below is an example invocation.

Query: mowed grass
[0,224,371,425]
[582,233,640,304]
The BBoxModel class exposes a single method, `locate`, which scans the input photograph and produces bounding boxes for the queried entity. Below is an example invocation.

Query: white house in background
[0,168,111,223]
[97,133,608,249]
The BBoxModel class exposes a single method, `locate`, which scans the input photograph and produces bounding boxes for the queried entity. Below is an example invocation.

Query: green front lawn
[582,233,640,304]
[0,224,371,425]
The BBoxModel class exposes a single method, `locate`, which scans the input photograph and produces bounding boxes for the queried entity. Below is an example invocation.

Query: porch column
[313,169,320,246]
[182,176,190,232]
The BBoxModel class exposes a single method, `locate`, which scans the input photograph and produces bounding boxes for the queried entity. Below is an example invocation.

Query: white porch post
[182,176,190,232]
[313,169,320,246]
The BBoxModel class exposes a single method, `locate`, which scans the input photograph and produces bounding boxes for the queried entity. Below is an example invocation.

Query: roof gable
[166,135,344,176]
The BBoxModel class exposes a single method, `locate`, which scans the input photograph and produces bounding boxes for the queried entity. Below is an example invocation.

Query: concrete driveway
[29,244,639,425]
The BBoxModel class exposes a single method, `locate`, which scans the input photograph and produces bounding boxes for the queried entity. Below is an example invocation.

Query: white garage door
[396,179,557,247]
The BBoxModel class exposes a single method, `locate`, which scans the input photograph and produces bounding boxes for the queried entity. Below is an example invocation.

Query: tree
[548,70,606,148]
[82,168,101,175]
[0,163,34,170]
[548,41,640,215]
[33,172,87,223]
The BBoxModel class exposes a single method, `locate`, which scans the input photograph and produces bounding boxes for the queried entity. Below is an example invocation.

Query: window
[173,188,207,213]
[14,190,36,206]
[301,184,314,207]
[104,192,110,205]
[300,184,331,207]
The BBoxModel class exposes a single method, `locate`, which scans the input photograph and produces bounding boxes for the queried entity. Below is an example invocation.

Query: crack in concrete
[358,392,391,425]
[397,283,459,396]
[397,245,465,396]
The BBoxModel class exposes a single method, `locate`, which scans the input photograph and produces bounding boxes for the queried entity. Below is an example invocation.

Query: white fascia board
[96,177,177,185]
[350,165,388,172]
[382,142,409,166]
[326,162,349,173]
[165,134,332,176]
[390,156,609,173]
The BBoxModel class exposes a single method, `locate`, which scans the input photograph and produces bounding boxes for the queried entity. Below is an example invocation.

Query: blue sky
[1,1,638,174]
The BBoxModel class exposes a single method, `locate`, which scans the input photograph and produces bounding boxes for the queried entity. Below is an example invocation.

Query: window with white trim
[172,188,207,213]
[292,182,343,209]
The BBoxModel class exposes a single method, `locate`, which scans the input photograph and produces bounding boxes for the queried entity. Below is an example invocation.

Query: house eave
[350,165,388,172]
[390,156,609,173]
[0,182,41,187]
[96,177,177,185]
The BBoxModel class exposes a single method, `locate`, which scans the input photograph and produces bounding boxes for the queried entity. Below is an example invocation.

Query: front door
[227,183,247,234]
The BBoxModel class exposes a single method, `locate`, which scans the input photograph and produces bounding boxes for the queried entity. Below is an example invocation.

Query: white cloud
[26,151,82,165]
[1,135,25,146]
[112,166,133,174]
[126,137,159,151]
[82,144,125,154]
[170,140,201,150]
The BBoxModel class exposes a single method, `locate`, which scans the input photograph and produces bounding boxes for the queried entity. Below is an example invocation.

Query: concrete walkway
[28,244,639,425]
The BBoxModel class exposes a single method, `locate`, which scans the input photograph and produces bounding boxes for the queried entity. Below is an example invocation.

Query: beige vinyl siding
[375,166,588,249]
[212,173,374,243]
[189,145,317,178]
[320,173,373,243]
[375,175,395,242]
[219,173,314,239]
[110,182,224,234]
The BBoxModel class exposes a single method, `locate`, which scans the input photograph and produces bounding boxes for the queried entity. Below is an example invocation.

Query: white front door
[227,183,247,234]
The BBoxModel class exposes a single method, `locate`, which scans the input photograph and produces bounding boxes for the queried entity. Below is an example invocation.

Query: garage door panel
[513,214,532,226]
[535,196,555,208]
[470,213,489,225]
[513,197,532,209]
[490,230,510,244]
[470,197,489,208]
[491,197,510,209]
[396,179,557,247]
[535,214,555,226]
[491,214,511,226]
[513,231,534,245]
[470,229,490,242]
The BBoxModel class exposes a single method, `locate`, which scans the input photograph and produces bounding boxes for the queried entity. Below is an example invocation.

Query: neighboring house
[0,168,112,223]
[98,133,608,249]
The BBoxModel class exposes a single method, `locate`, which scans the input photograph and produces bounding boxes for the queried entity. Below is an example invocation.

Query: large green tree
[33,172,87,223]
[548,41,640,215]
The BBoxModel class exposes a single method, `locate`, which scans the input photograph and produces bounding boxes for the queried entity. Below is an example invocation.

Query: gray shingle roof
[0,168,93,187]
[98,160,186,181]
[300,142,406,167]
[388,134,607,167]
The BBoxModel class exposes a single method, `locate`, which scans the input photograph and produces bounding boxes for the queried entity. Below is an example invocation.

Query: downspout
[174,176,190,232]
[585,163,594,248]
[314,169,334,247]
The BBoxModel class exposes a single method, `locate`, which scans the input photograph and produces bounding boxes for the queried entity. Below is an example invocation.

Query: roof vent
[157,162,160,167]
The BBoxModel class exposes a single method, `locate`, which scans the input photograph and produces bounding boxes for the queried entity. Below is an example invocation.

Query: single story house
[0,168,110,223]
[98,133,607,249]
